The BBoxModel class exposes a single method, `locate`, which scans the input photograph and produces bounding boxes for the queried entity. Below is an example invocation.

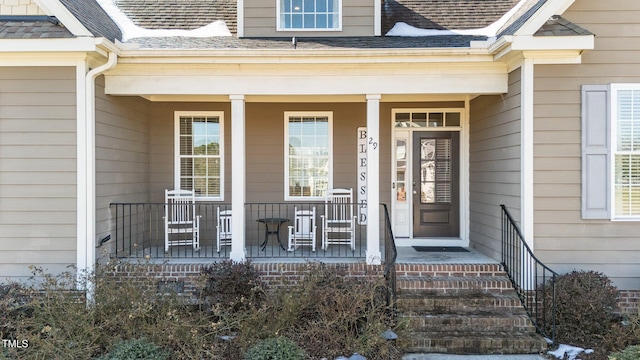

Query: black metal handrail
[501,204,557,343]
[382,204,397,310]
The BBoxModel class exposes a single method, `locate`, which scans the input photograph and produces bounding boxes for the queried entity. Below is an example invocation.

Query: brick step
[397,276,515,294]
[396,292,526,314]
[398,331,549,355]
[395,263,505,278]
[400,313,537,333]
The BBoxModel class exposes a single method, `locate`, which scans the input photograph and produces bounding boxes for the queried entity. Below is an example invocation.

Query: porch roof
[534,15,593,37]
[0,16,73,39]
[127,34,488,50]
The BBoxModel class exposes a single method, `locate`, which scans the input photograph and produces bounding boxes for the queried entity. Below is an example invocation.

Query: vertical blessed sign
[357,127,367,224]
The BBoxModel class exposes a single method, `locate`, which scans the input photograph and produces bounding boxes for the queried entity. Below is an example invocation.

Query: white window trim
[391,108,464,130]
[610,83,640,221]
[284,111,333,201]
[390,108,467,242]
[276,0,342,32]
[174,111,225,201]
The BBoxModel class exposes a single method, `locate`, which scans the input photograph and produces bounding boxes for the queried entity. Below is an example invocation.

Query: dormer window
[277,0,341,31]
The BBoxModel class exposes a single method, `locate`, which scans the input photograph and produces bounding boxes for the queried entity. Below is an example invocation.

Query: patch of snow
[548,344,595,360]
[96,0,231,41]
[385,0,527,37]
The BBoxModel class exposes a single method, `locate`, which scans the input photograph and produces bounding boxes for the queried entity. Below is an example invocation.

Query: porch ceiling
[138,94,475,103]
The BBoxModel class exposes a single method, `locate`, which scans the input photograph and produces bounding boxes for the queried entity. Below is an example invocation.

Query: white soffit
[511,35,594,51]
[0,38,97,53]
[140,94,471,103]
[490,32,593,66]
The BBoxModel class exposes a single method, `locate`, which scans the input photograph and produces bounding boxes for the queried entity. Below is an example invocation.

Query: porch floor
[119,244,367,263]
[115,245,498,265]
[395,246,499,264]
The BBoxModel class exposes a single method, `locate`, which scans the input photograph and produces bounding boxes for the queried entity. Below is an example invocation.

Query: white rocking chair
[164,189,200,252]
[287,207,317,252]
[217,207,232,252]
[321,188,356,251]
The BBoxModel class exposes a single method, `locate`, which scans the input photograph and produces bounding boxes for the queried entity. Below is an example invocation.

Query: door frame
[390,107,470,247]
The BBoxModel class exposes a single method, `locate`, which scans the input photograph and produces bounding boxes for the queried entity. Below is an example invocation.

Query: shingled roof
[535,15,593,36]
[129,34,487,49]
[115,0,237,35]
[0,16,73,39]
[0,0,593,50]
[59,0,122,42]
[497,0,547,36]
[382,0,521,34]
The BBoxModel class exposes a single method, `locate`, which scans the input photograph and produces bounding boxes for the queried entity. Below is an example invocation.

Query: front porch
[108,202,394,261]
[90,54,538,280]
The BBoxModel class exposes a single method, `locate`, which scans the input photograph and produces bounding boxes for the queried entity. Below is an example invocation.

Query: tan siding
[243,0,374,37]
[245,103,284,202]
[533,0,640,289]
[0,264,71,280]
[146,100,476,235]
[148,101,399,206]
[95,76,151,258]
[149,102,232,203]
[0,67,76,281]
[468,69,522,260]
[244,102,368,202]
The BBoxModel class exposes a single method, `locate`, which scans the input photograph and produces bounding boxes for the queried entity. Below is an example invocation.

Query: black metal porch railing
[110,202,229,259]
[382,204,397,310]
[501,204,558,343]
[109,202,391,260]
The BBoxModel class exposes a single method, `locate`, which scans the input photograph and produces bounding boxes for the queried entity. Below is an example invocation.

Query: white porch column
[230,95,246,262]
[521,60,534,250]
[77,61,89,285]
[366,94,382,265]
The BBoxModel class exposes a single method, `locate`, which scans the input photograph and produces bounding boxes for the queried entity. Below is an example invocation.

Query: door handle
[413,182,417,194]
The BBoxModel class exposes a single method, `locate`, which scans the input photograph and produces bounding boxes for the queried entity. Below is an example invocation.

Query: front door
[412,131,459,237]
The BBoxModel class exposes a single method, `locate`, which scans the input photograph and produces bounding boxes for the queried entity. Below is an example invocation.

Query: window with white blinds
[285,112,332,200]
[613,86,640,217]
[175,112,224,200]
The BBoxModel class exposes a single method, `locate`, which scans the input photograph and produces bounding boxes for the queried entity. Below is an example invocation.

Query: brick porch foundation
[104,261,385,296]
[619,290,640,314]
[103,261,639,317]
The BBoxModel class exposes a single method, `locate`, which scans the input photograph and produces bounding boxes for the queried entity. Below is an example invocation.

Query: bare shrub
[540,270,634,360]
[230,263,400,360]
[3,264,231,359]
[199,259,266,316]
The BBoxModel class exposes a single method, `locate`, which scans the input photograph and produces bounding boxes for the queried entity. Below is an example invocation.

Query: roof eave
[0,37,98,52]
[491,33,594,70]
[511,34,594,51]
[114,46,498,64]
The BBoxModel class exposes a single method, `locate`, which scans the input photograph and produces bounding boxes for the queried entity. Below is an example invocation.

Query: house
[0,0,638,313]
